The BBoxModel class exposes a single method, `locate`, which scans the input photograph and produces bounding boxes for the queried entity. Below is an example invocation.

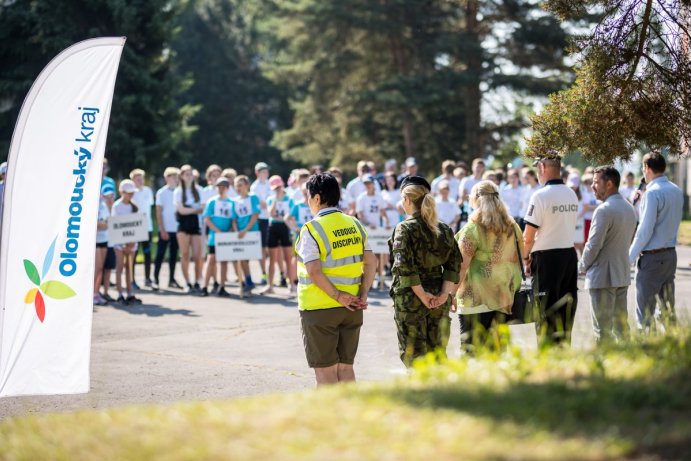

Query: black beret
[400,175,431,192]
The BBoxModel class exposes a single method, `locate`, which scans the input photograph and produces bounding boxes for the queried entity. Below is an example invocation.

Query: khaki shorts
[300,307,363,368]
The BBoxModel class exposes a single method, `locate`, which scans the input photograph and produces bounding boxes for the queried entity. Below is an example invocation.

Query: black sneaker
[116,295,127,305]
[193,282,201,292]
[200,287,209,297]
[186,283,195,294]
[102,292,115,303]
[279,276,287,288]
[212,281,220,294]
[169,280,182,289]
[217,287,230,297]
[126,295,142,305]
[145,278,153,287]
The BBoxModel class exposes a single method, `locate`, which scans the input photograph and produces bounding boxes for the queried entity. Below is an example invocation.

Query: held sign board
[107,213,149,246]
[215,231,262,261]
[366,227,393,255]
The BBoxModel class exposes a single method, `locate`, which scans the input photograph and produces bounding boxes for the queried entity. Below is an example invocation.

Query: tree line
[1,0,586,179]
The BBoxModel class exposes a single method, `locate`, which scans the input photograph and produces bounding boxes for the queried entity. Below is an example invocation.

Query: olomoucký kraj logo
[23,236,76,323]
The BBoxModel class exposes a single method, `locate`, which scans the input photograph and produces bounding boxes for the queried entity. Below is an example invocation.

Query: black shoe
[168,280,182,289]
[193,282,201,292]
[200,287,209,297]
[217,287,230,297]
[212,281,220,294]
[126,295,142,305]
[186,283,195,294]
[102,292,115,303]
[279,276,287,288]
[116,295,127,305]
[145,278,153,287]
[151,281,159,291]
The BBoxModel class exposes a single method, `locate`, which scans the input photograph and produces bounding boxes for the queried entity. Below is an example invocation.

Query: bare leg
[191,235,203,284]
[115,249,124,297]
[124,251,133,296]
[94,248,106,295]
[204,254,216,288]
[337,363,355,382]
[314,364,339,386]
[262,247,278,293]
[177,232,191,285]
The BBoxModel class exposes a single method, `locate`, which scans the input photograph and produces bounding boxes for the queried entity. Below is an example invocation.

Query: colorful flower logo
[23,237,76,322]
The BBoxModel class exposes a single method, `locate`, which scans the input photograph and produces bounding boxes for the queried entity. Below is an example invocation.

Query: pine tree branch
[622,0,653,91]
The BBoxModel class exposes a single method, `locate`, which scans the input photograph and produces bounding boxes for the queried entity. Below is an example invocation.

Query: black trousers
[459,311,508,354]
[531,247,578,345]
[153,232,179,284]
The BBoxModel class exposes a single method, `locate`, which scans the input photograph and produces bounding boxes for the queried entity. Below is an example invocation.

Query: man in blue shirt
[629,152,684,332]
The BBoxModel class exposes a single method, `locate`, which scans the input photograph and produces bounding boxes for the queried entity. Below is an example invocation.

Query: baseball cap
[0,162,7,175]
[566,173,580,188]
[269,175,284,190]
[119,179,137,194]
[255,162,270,171]
[362,174,375,183]
[405,157,417,167]
[215,177,230,188]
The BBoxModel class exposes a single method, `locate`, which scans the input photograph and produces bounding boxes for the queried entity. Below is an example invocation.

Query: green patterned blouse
[455,220,524,314]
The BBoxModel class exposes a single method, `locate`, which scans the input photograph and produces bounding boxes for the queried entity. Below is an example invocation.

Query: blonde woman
[454,180,524,352]
[388,176,462,367]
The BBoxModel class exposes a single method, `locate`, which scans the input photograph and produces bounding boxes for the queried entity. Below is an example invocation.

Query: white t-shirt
[458,176,481,201]
[133,186,154,232]
[339,188,353,212]
[356,192,387,228]
[346,177,381,202]
[155,186,178,233]
[581,187,598,220]
[619,185,635,203]
[521,184,541,216]
[112,199,136,216]
[250,179,272,219]
[96,198,110,244]
[173,185,203,209]
[381,188,402,226]
[500,185,524,218]
[431,175,460,201]
[435,197,461,227]
[523,182,578,253]
[200,185,217,206]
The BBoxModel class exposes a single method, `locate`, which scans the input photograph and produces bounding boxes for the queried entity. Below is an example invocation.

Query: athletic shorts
[96,242,108,249]
[104,247,116,270]
[300,307,363,368]
[207,245,216,255]
[258,218,269,247]
[268,222,292,248]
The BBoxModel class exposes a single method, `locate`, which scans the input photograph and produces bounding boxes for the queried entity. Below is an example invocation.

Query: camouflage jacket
[388,212,462,295]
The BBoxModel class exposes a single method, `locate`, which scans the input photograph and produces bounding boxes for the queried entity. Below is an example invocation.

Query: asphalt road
[2,247,690,419]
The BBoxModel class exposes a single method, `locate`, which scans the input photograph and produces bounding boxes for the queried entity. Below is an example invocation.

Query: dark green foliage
[0,0,193,178]
[527,0,691,163]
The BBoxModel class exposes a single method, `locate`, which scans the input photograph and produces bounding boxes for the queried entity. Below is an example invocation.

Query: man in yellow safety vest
[295,173,377,385]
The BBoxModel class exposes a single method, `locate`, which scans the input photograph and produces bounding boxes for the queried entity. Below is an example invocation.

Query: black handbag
[508,227,538,324]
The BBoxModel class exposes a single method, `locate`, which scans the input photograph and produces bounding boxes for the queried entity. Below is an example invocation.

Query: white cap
[0,162,7,175]
[119,179,137,194]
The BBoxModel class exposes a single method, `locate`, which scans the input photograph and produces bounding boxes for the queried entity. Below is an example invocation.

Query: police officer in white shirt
[523,155,579,345]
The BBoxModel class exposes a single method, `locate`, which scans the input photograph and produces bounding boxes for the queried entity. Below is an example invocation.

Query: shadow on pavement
[104,303,200,317]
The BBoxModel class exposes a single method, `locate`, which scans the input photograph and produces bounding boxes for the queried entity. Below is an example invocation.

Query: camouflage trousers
[392,289,451,368]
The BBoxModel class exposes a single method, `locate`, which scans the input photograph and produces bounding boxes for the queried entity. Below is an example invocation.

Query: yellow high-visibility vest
[296,210,367,310]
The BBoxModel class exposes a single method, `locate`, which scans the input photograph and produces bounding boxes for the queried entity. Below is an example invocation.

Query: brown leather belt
[641,247,675,255]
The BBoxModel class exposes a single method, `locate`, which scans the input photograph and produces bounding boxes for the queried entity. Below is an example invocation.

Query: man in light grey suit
[578,166,637,343]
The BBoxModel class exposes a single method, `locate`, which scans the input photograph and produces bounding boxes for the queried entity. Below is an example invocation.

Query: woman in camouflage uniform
[388,176,462,367]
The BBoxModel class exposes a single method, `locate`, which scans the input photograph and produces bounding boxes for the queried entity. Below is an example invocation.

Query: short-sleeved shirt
[133,186,154,232]
[339,188,353,212]
[431,175,460,201]
[201,185,218,206]
[382,188,403,226]
[435,197,461,227]
[233,194,260,231]
[173,186,203,209]
[267,193,292,224]
[523,180,578,253]
[96,198,110,244]
[112,199,136,217]
[458,176,481,201]
[500,185,524,218]
[356,192,387,227]
[155,186,178,233]
[204,196,234,246]
[290,201,313,229]
[250,179,272,219]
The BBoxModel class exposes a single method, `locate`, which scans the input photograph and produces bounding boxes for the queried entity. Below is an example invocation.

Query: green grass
[678,220,691,246]
[1,331,690,461]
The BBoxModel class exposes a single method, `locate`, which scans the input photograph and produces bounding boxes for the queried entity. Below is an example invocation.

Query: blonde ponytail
[401,184,441,236]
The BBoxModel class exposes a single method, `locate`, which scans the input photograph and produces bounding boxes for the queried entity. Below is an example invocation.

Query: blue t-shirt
[289,200,313,229]
[203,196,234,246]
[232,194,260,232]
[267,194,292,224]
